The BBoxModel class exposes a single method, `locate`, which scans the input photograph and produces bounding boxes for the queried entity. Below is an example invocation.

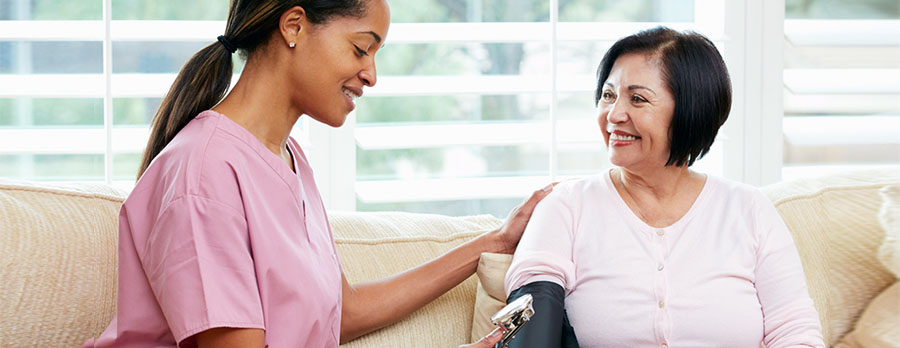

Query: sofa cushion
[877,184,900,277]
[833,281,900,348]
[762,167,900,344]
[470,252,514,342]
[831,185,900,347]
[0,180,126,348]
[329,211,502,348]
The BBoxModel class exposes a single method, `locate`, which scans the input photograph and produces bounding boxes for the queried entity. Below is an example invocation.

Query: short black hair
[595,26,732,167]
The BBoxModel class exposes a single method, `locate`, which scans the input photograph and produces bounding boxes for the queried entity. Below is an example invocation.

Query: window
[317,0,749,217]
[1,1,104,182]
[782,0,900,180]
[0,0,234,186]
[2,1,799,217]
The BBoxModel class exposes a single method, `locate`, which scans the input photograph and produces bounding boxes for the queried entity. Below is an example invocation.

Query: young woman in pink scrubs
[82,1,550,347]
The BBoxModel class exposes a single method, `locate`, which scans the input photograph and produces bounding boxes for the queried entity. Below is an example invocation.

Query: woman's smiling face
[597,52,676,171]
[289,0,390,127]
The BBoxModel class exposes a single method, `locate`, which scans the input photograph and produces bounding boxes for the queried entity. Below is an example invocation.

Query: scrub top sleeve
[141,195,265,344]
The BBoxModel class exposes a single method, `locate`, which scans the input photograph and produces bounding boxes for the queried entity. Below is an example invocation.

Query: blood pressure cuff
[505,281,579,348]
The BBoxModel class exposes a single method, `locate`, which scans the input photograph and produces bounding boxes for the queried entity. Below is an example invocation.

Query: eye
[601,91,616,102]
[353,45,369,57]
[631,94,648,103]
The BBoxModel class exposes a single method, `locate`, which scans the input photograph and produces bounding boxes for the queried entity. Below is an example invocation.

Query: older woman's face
[597,53,675,171]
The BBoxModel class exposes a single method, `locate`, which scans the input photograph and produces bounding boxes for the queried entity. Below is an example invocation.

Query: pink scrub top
[84,110,343,348]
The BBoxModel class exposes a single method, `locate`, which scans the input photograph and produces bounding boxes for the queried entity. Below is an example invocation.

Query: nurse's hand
[460,328,505,348]
[491,183,556,254]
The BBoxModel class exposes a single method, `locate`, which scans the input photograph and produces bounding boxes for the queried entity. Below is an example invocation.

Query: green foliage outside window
[0,98,102,126]
[786,0,899,19]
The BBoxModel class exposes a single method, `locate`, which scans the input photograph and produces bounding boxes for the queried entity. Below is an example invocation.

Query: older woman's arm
[503,182,579,348]
[754,194,826,348]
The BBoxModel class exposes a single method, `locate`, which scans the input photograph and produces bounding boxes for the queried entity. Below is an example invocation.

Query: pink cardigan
[506,172,825,348]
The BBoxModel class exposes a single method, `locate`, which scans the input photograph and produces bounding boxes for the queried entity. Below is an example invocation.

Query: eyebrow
[358,31,382,44]
[604,82,656,95]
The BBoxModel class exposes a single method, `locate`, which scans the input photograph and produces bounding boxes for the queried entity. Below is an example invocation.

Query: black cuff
[505,281,579,348]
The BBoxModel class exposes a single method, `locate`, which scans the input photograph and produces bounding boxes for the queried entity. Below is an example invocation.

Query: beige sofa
[1,168,898,347]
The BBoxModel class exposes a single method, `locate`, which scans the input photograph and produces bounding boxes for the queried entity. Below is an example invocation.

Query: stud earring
[289,42,295,48]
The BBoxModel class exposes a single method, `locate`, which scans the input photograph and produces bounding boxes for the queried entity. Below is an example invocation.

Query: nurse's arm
[339,185,554,343]
[193,327,265,348]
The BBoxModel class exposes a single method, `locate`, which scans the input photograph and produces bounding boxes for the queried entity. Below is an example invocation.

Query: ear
[279,6,309,47]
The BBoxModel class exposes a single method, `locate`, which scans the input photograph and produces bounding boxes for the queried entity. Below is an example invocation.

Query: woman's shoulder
[127,112,253,210]
[533,173,617,216]
[701,174,778,219]
[704,174,768,201]
[548,173,611,200]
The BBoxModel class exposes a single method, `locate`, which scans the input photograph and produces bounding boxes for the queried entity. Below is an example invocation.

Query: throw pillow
[833,282,900,348]
[470,252,513,342]
[877,184,900,277]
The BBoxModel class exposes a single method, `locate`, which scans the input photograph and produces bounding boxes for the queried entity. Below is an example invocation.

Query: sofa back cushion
[876,184,900,277]
[329,211,502,347]
[762,168,900,344]
[0,179,503,347]
[0,180,126,348]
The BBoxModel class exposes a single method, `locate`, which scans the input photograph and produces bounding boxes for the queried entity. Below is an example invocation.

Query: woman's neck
[212,55,301,158]
[615,165,694,201]
[610,165,706,228]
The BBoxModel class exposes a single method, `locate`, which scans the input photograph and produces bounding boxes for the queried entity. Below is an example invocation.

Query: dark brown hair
[595,26,732,167]
[137,0,366,179]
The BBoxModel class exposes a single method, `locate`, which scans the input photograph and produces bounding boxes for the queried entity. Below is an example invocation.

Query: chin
[310,112,349,128]
[609,160,627,169]
[326,117,347,128]
[608,154,637,169]
[607,152,625,165]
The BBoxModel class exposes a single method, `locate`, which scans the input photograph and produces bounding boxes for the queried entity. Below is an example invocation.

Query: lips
[342,86,362,100]
[608,130,640,146]
[341,86,362,110]
[610,133,638,141]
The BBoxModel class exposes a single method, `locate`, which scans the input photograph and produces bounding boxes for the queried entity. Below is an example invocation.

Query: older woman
[503,27,825,348]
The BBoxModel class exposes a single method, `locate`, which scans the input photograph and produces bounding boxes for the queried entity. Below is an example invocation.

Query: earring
[289,42,295,48]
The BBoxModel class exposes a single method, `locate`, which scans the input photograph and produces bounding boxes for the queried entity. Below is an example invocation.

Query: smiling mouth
[342,87,361,101]
[610,133,640,141]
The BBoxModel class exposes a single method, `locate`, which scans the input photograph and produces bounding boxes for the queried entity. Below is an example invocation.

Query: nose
[606,98,629,125]
[359,58,377,87]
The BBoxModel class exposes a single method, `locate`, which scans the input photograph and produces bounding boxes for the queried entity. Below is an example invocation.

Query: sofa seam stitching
[0,185,125,203]
[771,183,896,207]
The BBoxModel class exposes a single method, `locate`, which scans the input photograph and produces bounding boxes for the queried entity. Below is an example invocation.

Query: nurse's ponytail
[137,0,367,179]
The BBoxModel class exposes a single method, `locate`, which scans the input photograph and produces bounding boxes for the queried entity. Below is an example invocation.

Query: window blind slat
[785,19,900,46]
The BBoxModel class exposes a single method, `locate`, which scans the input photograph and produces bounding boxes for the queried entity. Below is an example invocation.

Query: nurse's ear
[279,6,310,49]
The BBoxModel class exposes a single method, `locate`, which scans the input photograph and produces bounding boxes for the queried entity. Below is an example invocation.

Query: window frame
[0,0,795,212]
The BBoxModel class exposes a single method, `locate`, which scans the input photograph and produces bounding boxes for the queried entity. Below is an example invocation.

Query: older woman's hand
[491,183,556,254]
[460,328,505,348]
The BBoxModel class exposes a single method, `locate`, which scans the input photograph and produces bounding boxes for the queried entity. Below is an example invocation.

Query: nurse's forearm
[339,229,506,343]
[339,185,552,343]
